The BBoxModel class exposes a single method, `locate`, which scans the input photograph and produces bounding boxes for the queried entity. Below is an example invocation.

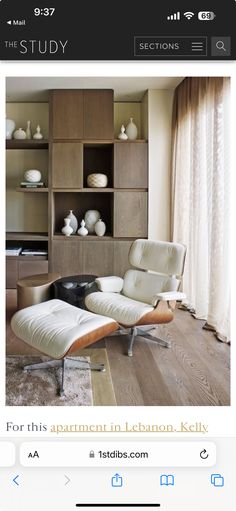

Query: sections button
[134,36,207,57]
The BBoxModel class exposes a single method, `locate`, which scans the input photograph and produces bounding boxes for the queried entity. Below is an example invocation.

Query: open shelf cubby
[83,144,113,188]
[53,192,113,237]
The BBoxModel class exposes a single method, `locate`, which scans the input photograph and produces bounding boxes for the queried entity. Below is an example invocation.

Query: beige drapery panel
[171,77,230,342]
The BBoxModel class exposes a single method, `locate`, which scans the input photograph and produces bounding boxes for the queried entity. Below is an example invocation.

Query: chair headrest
[129,239,186,276]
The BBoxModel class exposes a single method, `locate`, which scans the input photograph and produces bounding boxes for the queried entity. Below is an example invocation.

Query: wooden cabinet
[113,241,133,277]
[51,89,114,141]
[6,259,18,289]
[114,142,148,188]
[83,90,114,140]
[50,240,83,277]
[82,241,114,276]
[6,257,48,289]
[114,192,148,238]
[52,143,83,188]
[51,90,84,140]
[18,260,48,279]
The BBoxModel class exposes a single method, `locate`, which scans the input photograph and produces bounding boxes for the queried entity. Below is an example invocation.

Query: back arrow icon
[64,475,70,486]
[13,475,19,486]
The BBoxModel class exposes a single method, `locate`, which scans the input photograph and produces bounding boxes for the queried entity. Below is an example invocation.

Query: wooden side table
[17,273,61,310]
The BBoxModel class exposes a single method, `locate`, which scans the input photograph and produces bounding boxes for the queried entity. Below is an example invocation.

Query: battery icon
[198,11,216,20]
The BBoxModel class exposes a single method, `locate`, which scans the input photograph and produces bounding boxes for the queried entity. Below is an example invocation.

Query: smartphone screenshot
[0,1,235,509]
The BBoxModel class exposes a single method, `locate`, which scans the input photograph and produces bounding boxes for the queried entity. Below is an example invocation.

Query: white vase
[66,210,78,234]
[6,119,16,139]
[77,219,88,236]
[95,219,106,237]
[126,118,138,140]
[24,169,42,183]
[13,128,27,140]
[26,120,32,139]
[33,125,43,140]
[61,218,73,237]
[84,210,101,234]
[118,124,128,140]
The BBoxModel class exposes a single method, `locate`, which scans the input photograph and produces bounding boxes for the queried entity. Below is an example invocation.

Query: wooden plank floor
[6,290,230,406]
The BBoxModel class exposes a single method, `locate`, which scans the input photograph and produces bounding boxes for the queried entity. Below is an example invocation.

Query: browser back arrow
[13,475,19,486]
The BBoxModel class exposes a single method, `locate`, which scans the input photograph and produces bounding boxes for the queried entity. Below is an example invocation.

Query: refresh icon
[200,449,209,460]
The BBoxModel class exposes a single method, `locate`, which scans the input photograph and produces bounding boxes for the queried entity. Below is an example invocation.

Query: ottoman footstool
[11,299,118,397]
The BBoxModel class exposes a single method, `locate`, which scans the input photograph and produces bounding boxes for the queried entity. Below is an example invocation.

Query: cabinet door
[114,192,148,238]
[18,260,48,279]
[84,90,114,140]
[51,90,84,140]
[50,241,83,277]
[52,143,83,188]
[6,259,18,289]
[82,241,114,276]
[114,142,148,188]
[113,241,133,277]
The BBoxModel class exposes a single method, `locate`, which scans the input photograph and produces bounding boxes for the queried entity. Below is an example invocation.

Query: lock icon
[89,450,95,458]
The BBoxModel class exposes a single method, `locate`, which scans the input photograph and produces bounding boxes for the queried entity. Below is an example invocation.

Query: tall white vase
[66,210,78,234]
[61,218,73,237]
[126,117,138,140]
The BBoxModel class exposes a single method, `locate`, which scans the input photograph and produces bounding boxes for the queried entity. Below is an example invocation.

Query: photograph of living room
[5,76,230,406]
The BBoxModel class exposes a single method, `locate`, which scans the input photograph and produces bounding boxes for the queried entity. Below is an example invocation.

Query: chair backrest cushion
[129,239,186,276]
[122,269,180,305]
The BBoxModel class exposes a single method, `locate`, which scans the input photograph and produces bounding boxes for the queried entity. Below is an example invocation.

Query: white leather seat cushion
[11,299,116,359]
[85,292,154,327]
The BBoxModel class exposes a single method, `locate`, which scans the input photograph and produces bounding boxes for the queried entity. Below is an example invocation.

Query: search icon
[216,40,226,51]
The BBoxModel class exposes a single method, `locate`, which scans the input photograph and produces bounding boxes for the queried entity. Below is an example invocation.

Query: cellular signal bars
[167,12,180,20]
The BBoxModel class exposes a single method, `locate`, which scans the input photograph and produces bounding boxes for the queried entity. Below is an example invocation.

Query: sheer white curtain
[171,78,230,342]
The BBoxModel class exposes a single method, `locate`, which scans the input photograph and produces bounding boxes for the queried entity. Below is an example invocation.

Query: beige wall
[6,102,49,138]
[114,102,141,138]
[6,149,48,232]
[148,89,174,241]
[6,102,49,233]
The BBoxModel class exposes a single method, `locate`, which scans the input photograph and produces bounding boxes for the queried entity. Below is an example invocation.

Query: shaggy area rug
[6,355,93,406]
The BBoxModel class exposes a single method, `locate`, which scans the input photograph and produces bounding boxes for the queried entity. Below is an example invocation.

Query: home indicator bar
[75,505,161,508]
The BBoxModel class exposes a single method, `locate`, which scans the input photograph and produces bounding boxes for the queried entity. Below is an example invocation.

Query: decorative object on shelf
[33,125,44,140]
[65,210,78,234]
[118,124,128,140]
[26,120,32,140]
[77,219,88,236]
[84,210,101,234]
[95,219,106,237]
[24,169,42,183]
[6,118,16,139]
[87,173,108,188]
[61,218,73,237]
[13,128,27,140]
[126,117,138,140]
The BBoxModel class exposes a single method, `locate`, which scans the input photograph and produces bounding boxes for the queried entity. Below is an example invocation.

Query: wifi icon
[184,11,195,19]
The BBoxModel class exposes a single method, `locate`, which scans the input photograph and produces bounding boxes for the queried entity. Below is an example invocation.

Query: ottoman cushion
[11,299,118,359]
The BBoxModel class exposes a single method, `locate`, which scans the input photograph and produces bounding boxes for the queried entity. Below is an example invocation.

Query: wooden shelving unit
[6,232,49,241]
[16,187,48,192]
[6,140,49,150]
[6,88,148,285]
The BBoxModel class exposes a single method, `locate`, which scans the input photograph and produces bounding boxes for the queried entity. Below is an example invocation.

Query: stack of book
[21,249,48,256]
[20,182,45,188]
[6,247,22,256]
